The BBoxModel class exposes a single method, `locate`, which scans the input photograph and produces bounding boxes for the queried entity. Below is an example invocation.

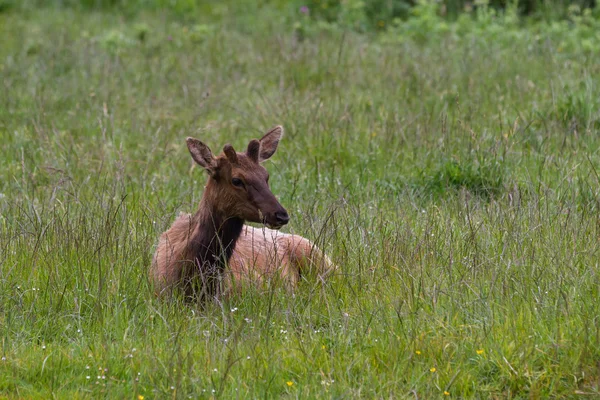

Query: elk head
[186,126,289,229]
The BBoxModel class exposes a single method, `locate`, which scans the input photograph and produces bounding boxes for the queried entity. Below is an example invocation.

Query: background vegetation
[1,0,600,398]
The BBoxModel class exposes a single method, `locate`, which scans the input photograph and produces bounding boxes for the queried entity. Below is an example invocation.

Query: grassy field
[1,4,600,398]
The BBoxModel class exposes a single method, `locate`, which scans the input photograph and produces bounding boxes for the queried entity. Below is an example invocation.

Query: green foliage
[0,0,15,13]
[296,0,413,31]
[553,89,600,131]
[417,156,505,198]
[364,0,414,29]
[6,0,598,27]
[97,29,136,53]
[382,0,600,55]
[22,0,201,13]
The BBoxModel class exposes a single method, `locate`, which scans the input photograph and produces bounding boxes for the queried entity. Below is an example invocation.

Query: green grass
[1,5,600,399]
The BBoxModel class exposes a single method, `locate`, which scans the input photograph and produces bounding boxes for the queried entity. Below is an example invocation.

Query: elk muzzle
[263,206,289,230]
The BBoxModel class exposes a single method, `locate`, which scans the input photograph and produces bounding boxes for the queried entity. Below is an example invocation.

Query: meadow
[1,1,600,398]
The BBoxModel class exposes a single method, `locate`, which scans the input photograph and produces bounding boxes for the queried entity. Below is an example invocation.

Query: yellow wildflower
[415,350,421,355]
[286,381,294,387]
[430,367,436,373]
[444,391,450,396]
[137,396,144,400]
[476,349,484,355]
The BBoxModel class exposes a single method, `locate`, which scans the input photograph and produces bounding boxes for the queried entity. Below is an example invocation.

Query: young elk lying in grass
[150,126,335,300]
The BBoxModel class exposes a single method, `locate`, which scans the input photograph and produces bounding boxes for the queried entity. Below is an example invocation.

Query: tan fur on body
[228,225,335,291]
[153,217,335,295]
[151,212,201,297]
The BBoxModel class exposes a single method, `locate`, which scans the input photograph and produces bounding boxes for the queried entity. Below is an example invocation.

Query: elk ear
[186,137,217,174]
[258,125,283,162]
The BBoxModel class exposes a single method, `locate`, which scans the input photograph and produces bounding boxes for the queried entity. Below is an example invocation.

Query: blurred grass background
[1,0,600,398]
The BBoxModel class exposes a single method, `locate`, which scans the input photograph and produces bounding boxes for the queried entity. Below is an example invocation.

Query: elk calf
[150,126,334,299]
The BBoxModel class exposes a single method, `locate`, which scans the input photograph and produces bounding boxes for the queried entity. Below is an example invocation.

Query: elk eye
[232,178,244,188]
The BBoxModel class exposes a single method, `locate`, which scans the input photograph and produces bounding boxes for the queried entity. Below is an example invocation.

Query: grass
[1,5,600,398]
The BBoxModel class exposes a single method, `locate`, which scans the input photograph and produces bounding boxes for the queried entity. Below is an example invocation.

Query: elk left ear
[258,125,283,162]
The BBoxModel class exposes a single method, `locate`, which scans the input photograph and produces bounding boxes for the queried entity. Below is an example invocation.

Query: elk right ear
[186,137,217,174]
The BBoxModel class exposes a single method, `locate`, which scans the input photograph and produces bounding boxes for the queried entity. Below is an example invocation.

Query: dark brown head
[186,126,289,229]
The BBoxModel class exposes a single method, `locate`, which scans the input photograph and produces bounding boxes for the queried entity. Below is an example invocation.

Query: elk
[150,126,335,299]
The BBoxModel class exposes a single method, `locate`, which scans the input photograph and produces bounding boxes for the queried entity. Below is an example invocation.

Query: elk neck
[187,189,244,274]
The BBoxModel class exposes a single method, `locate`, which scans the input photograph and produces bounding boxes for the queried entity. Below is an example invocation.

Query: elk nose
[275,210,290,226]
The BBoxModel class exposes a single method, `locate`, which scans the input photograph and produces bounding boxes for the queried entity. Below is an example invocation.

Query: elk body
[150,126,335,299]
[227,224,335,293]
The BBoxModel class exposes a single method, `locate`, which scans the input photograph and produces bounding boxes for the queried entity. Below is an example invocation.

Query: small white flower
[213,368,218,372]
[230,307,238,312]
[86,376,90,379]
[171,386,175,390]
[247,356,251,360]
